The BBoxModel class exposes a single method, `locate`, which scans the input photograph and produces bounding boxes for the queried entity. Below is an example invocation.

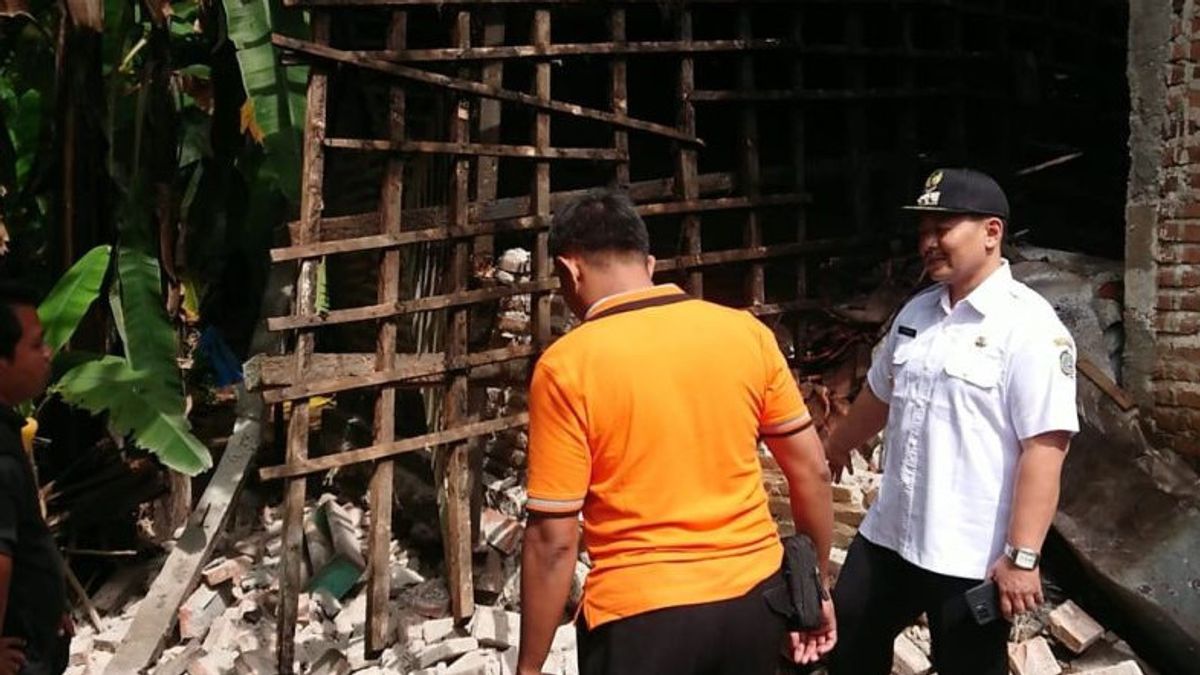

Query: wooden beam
[267,278,559,332]
[245,352,530,390]
[326,137,627,161]
[738,8,765,309]
[676,10,702,296]
[281,171,742,247]
[610,8,630,189]
[102,389,264,674]
[272,35,703,147]
[365,10,405,655]
[791,6,809,358]
[652,236,878,273]
[691,87,960,102]
[261,344,535,405]
[275,15,330,674]
[363,38,789,62]
[442,9,475,622]
[474,8,505,263]
[259,414,530,481]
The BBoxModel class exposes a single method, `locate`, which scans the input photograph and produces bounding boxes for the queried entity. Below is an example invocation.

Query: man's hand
[826,445,855,483]
[59,612,75,638]
[989,556,1043,621]
[0,636,25,675]
[783,599,837,665]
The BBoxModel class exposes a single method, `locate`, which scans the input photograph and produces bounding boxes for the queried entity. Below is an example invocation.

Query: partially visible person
[0,282,71,675]
[823,169,1078,675]
[517,190,835,675]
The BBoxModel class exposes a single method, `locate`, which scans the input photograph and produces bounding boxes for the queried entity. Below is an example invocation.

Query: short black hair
[0,281,40,360]
[549,189,650,260]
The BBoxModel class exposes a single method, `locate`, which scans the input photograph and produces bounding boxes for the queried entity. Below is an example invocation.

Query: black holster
[765,534,828,631]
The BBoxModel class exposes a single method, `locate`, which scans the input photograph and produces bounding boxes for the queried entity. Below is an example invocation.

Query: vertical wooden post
[366,10,406,655]
[277,13,330,674]
[475,8,506,263]
[610,8,630,190]
[676,9,702,297]
[442,9,476,622]
[738,8,764,308]
[791,8,808,355]
[532,9,552,348]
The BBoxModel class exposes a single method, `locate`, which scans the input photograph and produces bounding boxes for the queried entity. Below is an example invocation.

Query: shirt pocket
[889,340,919,398]
[943,347,1003,389]
[940,345,1006,428]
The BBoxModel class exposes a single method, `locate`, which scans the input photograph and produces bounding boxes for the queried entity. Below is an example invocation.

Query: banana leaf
[115,245,184,409]
[54,355,213,475]
[37,245,112,355]
[223,0,307,204]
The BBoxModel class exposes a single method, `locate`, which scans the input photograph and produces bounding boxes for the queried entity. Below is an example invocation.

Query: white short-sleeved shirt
[860,260,1079,580]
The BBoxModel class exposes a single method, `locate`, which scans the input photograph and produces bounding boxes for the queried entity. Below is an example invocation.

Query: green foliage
[223,0,307,204]
[37,245,111,355]
[54,356,213,475]
[115,245,184,400]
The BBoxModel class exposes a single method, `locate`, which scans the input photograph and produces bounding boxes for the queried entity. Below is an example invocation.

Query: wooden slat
[272,35,703,146]
[846,8,868,235]
[276,14,329,674]
[610,9,630,189]
[691,87,960,102]
[532,7,552,353]
[365,10,405,655]
[266,231,861,337]
[364,38,788,62]
[245,352,528,390]
[326,137,626,161]
[259,414,530,481]
[267,278,559,332]
[281,171,742,247]
[474,8,505,263]
[442,9,475,623]
[653,236,877,273]
[636,194,807,217]
[676,10,702,296]
[738,8,764,309]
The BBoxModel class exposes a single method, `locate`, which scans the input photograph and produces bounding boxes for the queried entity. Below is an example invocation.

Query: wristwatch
[1004,543,1041,570]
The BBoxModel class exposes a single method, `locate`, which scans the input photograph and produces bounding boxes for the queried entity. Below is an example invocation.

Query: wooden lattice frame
[257,2,886,671]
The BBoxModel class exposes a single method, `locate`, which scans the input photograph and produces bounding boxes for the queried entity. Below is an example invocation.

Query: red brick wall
[1150,1,1200,458]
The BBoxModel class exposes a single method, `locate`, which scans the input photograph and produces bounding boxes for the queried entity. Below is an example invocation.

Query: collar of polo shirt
[938,259,1013,316]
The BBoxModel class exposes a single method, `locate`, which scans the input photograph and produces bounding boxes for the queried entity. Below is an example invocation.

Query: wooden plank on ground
[102,388,264,674]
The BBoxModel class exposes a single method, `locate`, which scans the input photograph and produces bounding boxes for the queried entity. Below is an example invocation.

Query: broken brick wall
[1127,0,1200,460]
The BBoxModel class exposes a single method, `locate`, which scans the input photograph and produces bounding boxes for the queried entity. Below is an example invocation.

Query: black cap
[902,168,1009,220]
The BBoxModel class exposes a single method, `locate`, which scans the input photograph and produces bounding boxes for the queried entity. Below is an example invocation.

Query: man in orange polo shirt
[517,190,836,675]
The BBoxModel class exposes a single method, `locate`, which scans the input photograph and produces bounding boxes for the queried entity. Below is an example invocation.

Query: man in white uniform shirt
[824,168,1079,675]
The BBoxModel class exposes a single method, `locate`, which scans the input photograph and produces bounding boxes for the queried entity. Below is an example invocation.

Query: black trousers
[828,535,1009,675]
[577,572,790,675]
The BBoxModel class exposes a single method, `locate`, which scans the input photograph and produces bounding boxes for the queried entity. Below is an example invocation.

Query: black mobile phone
[964,580,1001,625]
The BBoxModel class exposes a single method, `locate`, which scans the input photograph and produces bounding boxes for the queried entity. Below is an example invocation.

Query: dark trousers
[828,535,1009,675]
[577,572,789,675]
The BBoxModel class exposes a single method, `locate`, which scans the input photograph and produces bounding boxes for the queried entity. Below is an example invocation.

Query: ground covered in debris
[64,451,1158,675]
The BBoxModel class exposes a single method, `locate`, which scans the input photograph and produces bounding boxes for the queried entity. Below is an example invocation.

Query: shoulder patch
[1059,349,1076,378]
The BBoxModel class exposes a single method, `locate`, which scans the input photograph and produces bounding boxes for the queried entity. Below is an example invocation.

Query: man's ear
[984,217,1004,251]
[645,254,656,278]
[555,255,582,286]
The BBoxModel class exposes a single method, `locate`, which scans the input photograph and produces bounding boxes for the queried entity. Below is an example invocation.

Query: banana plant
[36,244,212,475]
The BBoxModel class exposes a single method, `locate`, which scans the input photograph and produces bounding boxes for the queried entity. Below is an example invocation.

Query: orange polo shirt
[526,284,809,628]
